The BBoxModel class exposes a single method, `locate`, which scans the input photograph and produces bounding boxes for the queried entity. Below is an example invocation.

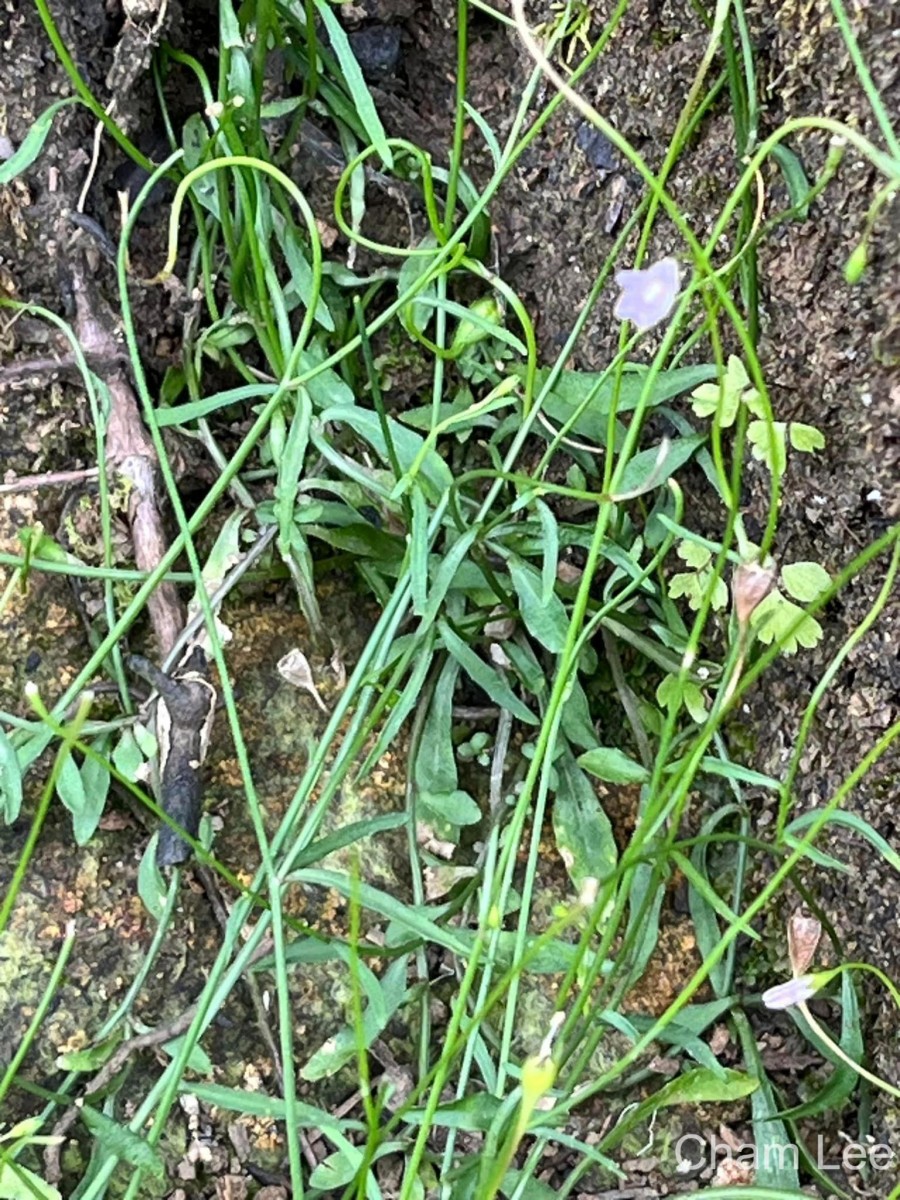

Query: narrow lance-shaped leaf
[75,735,112,846]
[778,971,862,1119]
[734,1014,801,1189]
[438,619,537,726]
[0,724,23,823]
[314,0,394,170]
[78,1107,165,1178]
[600,1068,758,1151]
[508,557,569,655]
[415,657,459,798]
[0,1161,61,1200]
[535,499,559,605]
[553,749,618,889]
[289,867,470,955]
[56,754,88,838]
[276,388,312,558]
[414,657,480,831]
[578,746,648,785]
[419,527,479,627]
[615,434,705,496]
[302,957,409,1081]
[0,98,80,186]
[410,485,430,616]
[138,838,169,921]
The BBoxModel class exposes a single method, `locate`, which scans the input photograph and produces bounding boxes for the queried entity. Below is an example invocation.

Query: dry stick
[68,258,184,659]
[43,935,276,1182]
[0,467,100,496]
[0,352,124,387]
[43,1006,197,1183]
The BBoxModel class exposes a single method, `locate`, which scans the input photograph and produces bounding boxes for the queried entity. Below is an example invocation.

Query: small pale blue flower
[761,974,818,1010]
[613,256,681,331]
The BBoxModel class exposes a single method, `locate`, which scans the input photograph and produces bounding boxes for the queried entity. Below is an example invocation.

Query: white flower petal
[761,975,818,1010]
[613,256,681,331]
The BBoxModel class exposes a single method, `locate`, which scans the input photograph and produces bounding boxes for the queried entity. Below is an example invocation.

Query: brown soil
[1,0,898,1195]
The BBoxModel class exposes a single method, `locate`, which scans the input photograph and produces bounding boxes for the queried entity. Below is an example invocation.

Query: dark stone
[348,24,403,80]
[575,122,618,174]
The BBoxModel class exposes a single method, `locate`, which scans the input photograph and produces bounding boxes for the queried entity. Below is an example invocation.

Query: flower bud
[761,968,837,1010]
[844,241,867,285]
[451,295,503,353]
[788,909,821,977]
[761,974,818,1010]
[521,1051,557,1104]
[732,559,776,627]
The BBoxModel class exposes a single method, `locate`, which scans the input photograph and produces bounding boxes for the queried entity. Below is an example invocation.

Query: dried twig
[0,467,100,496]
[0,352,124,387]
[68,258,184,658]
[43,1006,197,1183]
[44,933,275,1183]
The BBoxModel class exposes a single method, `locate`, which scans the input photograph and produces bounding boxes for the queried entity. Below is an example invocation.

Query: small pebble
[575,122,617,174]
[348,24,402,80]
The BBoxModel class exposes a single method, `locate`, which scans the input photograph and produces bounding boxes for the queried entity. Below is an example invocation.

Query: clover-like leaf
[724,355,751,391]
[789,422,826,453]
[746,420,788,477]
[752,591,823,653]
[657,673,707,723]
[690,382,740,427]
[668,572,706,610]
[668,570,728,612]
[689,355,756,427]
[742,387,765,418]
[676,540,712,570]
[781,561,831,604]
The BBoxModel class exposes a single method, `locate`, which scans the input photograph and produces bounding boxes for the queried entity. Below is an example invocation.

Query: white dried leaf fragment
[277,648,328,712]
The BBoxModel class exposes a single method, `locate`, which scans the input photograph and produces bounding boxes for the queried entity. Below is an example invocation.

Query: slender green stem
[829,0,900,158]
[32,0,151,169]
[0,922,76,1106]
[777,538,900,836]
[444,0,469,235]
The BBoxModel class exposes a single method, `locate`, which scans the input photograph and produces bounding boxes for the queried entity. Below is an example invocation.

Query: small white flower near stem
[613,257,681,331]
[762,973,826,1010]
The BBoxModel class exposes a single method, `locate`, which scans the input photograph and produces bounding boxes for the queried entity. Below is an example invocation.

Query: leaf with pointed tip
[508,558,569,654]
[0,98,79,185]
[0,725,23,823]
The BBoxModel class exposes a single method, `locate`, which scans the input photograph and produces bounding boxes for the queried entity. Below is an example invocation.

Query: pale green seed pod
[844,241,867,285]
[451,295,503,353]
[269,406,287,468]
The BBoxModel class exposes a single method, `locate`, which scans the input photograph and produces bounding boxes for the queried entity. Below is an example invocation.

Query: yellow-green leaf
[789,422,825,452]
[747,419,787,477]
[752,592,823,653]
[781,561,831,603]
[676,540,712,570]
